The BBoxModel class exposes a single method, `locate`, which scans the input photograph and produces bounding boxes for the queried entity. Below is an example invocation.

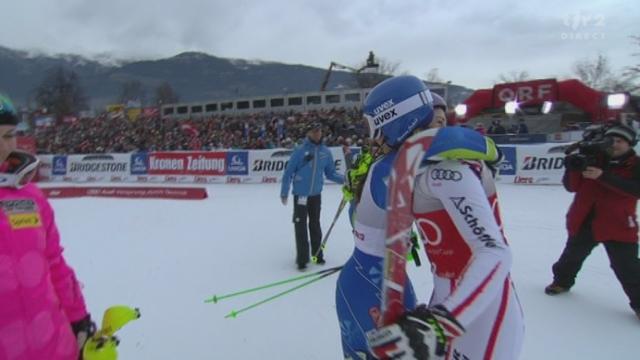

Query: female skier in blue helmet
[335,75,440,359]
[362,80,525,359]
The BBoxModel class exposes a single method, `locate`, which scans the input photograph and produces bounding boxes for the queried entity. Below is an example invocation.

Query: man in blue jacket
[281,122,345,271]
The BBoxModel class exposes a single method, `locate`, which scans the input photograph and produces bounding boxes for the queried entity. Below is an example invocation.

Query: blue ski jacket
[280,138,344,198]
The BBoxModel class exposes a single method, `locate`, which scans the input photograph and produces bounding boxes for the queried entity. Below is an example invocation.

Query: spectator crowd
[33,108,367,154]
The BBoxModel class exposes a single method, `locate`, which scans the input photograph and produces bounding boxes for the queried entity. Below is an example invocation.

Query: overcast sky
[1,0,637,89]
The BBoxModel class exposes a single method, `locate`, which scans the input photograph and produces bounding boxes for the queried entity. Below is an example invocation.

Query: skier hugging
[336,76,525,360]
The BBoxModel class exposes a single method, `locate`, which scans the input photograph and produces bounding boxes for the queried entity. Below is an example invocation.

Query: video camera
[564,124,613,171]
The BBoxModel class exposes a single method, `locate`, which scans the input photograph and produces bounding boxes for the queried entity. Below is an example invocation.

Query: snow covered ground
[51,183,639,359]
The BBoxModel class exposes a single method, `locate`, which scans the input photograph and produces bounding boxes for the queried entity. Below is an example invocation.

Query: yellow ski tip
[101,305,141,337]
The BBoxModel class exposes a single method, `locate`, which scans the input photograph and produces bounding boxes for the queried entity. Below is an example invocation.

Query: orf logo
[130,153,148,175]
[52,156,67,175]
[226,151,248,175]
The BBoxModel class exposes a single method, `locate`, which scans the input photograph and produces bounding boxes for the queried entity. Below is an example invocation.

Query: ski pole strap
[225,267,342,319]
[205,265,343,303]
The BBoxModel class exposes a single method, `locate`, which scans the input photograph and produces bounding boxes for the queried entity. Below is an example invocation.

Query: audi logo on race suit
[430,169,463,181]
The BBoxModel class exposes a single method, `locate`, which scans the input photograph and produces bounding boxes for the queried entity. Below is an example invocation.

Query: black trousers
[293,194,322,266]
[552,224,640,310]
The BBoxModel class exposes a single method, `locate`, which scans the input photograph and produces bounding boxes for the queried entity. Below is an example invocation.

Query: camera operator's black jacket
[564,150,640,243]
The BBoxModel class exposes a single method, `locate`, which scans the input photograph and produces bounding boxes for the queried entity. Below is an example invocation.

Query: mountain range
[0,46,473,109]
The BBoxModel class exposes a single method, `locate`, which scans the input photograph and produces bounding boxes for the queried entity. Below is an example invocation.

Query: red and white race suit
[413,159,524,360]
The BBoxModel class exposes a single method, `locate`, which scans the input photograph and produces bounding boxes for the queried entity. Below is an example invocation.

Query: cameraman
[546,123,640,320]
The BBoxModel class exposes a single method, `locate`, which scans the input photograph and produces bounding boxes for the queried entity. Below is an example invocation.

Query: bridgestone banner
[36,145,572,186]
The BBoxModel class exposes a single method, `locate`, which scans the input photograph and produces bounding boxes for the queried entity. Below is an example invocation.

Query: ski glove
[71,314,96,355]
[342,151,374,202]
[367,305,464,360]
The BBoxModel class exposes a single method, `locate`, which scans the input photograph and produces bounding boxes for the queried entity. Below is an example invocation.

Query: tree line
[33,69,180,121]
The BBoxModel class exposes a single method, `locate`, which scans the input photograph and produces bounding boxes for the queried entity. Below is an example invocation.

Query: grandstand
[160,85,449,118]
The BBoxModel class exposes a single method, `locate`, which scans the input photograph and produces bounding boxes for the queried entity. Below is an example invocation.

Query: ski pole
[205,265,343,304]
[224,267,342,319]
[311,198,348,263]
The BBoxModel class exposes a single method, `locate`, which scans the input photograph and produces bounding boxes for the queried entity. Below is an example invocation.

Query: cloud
[0,0,636,88]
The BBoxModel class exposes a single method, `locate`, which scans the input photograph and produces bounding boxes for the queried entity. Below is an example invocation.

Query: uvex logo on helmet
[373,107,398,127]
[373,99,394,115]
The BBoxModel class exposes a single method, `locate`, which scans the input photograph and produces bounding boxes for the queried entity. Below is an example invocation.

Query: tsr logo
[563,13,605,30]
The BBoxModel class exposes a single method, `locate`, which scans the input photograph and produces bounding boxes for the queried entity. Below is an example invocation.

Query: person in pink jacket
[0,95,94,360]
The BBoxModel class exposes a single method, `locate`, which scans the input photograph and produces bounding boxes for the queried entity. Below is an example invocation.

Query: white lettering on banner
[253,159,288,172]
[150,157,184,170]
[498,84,554,103]
[39,148,348,184]
[521,156,564,171]
[187,156,224,171]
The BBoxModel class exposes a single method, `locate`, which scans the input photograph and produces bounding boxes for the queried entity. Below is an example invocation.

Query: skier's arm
[324,148,345,184]
[427,161,512,329]
[40,192,89,323]
[280,148,302,198]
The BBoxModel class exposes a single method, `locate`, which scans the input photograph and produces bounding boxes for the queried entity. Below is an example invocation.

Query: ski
[380,130,435,326]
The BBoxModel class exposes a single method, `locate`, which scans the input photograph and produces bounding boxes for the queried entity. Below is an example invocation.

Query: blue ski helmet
[363,75,434,147]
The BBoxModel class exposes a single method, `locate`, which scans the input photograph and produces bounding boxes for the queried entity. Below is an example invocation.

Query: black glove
[71,314,96,355]
[367,305,464,360]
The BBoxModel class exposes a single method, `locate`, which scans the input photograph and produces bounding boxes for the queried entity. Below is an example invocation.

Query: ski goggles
[0,151,40,188]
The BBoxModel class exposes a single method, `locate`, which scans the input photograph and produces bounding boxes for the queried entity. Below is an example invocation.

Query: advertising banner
[513,143,569,184]
[59,154,131,181]
[248,147,346,183]
[497,146,517,176]
[146,152,226,176]
[493,78,558,108]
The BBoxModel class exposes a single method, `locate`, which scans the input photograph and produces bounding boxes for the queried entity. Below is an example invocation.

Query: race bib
[1,199,42,230]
